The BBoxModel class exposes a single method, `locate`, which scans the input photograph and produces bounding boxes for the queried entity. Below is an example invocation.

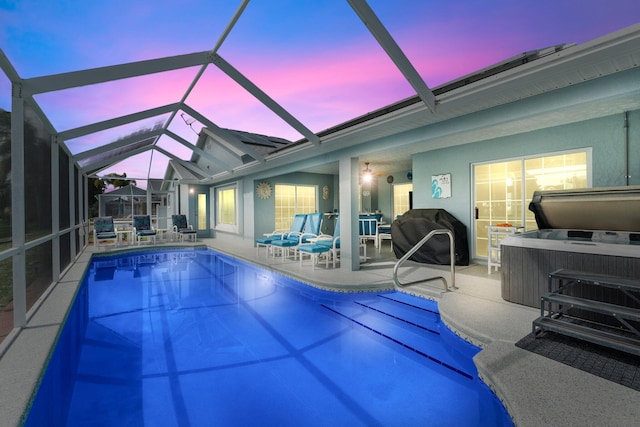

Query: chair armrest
[268,229,287,237]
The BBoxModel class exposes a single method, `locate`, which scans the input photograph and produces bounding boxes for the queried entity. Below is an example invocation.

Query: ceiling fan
[360,162,392,184]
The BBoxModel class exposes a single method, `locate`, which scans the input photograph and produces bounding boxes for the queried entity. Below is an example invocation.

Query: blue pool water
[25,248,512,426]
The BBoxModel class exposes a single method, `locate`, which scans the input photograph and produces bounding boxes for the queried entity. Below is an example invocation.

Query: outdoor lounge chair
[133,215,156,245]
[93,216,118,250]
[255,213,307,256]
[172,214,197,243]
[298,216,340,268]
[270,212,323,260]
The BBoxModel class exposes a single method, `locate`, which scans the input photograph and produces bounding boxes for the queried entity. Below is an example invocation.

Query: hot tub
[500,186,640,308]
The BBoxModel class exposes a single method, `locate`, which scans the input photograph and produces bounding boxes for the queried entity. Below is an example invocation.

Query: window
[474,150,589,258]
[198,193,208,230]
[216,184,237,232]
[275,184,317,231]
[393,183,413,218]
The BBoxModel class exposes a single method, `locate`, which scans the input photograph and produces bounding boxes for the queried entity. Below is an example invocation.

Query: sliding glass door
[473,150,589,258]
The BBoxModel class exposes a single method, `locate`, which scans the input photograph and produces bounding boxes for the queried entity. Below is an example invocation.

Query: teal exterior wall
[411,110,640,256]
[214,68,640,246]
[375,171,413,224]
[253,172,337,238]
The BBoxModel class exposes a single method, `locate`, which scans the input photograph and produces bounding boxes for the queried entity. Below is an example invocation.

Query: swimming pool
[25,248,512,426]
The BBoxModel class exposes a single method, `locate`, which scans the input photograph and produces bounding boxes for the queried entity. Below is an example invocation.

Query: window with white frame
[274,184,317,231]
[216,184,237,232]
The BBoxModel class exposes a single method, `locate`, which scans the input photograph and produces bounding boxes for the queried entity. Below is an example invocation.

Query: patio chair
[299,216,340,268]
[172,214,197,243]
[133,215,156,245]
[377,224,392,253]
[359,215,379,259]
[93,216,118,250]
[255,213,307,256]
[271,212,323,260]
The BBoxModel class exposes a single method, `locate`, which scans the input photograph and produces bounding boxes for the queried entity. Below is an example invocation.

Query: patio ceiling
[1,1,639,185]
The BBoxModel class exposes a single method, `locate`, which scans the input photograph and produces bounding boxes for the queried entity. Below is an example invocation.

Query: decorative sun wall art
[256,182,272,199]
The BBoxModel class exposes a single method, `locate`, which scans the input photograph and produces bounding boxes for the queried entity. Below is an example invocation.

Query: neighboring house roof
[99,184,147,198]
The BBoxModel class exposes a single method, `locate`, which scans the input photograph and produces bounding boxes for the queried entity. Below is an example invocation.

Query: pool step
[353,297,440,335]
[377,292,440,314]
[323,293,478,379]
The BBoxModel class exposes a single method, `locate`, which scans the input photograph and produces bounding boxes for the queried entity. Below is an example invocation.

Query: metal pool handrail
[393,229,457,291]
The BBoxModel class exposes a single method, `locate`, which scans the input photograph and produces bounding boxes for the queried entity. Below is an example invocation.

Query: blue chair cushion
[298,244,330,254]
[172,214,188,229]
[271,239,299,248]
[94,217,114,233]
[96,232,117,239]
[133,215,152,231]
[255,235,283,245]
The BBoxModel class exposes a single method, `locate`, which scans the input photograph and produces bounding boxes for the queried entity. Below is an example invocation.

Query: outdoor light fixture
[362,162,373,183]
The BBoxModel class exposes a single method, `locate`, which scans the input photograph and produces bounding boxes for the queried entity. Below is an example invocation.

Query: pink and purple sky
[1,0,639,182]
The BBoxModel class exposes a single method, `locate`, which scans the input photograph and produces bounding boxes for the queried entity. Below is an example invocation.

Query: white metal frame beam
[212,54,321,145]
[153,145,210,179]
[59,103,180,141]
[22,51,213,95]
[11,81,27,327]
[75,128,162,163]
[159,0,252,138]
[347,0,436,113]
[83,144,154,175]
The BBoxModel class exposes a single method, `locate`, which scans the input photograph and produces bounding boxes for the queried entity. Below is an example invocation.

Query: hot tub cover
[391,209,469,265]
[528,186,640,232]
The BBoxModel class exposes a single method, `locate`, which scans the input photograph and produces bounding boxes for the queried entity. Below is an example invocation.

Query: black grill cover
[391,209,469,266]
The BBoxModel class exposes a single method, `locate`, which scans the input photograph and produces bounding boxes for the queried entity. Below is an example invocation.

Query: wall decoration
[256,182,272,199]
[386,175,394,184]
[406,170,413,181]
[431,173,451,199]
[322,185,330,200]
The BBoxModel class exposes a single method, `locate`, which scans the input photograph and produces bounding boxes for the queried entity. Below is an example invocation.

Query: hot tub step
[533,316,640,356]
[544,293,640,321]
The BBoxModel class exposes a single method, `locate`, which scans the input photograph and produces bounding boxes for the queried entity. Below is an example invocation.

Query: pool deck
[1,238,639,426]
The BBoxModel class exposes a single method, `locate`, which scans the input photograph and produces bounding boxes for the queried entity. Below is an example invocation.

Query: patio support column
[51,135,60,282]
[11,82,26,328]
[69,156,76,258]
[82,174,89,247]
[146,187,151,222]
[339,157,360,271]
